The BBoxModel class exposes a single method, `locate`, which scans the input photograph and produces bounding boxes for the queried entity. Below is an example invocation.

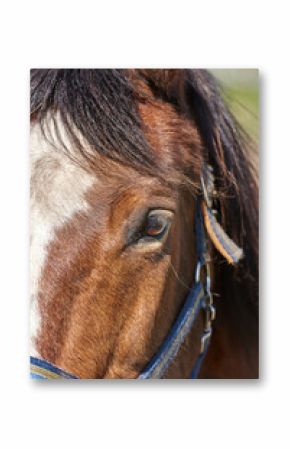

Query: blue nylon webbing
[30,356,79,379]
[139,282,206,379]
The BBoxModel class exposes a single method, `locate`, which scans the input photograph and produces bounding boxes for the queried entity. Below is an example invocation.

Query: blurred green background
[210,69,259,143]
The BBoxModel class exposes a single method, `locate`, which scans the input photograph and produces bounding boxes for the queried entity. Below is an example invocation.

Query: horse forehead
[29,123,96,354]
[30,123,97,283]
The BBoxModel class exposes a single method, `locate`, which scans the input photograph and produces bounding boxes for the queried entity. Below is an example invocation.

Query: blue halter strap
[30,356,78,379]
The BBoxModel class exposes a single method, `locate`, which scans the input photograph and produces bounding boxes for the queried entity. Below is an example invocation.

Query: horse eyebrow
[108,179,177,211]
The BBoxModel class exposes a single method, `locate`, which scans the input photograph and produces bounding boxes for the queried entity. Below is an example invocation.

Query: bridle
[139,164,243,379]
[30,166,243,380]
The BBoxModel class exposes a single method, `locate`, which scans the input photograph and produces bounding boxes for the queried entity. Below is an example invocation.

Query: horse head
[30,69,258,378]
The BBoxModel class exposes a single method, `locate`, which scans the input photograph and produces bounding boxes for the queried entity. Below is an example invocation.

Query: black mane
[30,69,156,171]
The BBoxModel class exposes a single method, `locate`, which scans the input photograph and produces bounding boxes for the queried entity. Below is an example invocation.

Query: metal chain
[200,256,216,353]
[198,165,217,354]
[195,257,216,354]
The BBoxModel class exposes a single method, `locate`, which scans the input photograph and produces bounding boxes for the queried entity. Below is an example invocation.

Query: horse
[29,69,258,379]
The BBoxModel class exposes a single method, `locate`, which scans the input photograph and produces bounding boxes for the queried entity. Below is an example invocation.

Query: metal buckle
[200,330,212,354]
[201,174,212,209]
[201,164,216,209]
[209,304,216,322]
[204,303,216,332]
[195,259,211,287]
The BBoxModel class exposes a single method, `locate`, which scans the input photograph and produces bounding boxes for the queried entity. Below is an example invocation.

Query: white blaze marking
[29,122,95,356]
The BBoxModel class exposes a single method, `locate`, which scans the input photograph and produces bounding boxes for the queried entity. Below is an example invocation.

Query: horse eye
[145,214,168,238]
[127,209,174,249]
[140,209,173,243]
